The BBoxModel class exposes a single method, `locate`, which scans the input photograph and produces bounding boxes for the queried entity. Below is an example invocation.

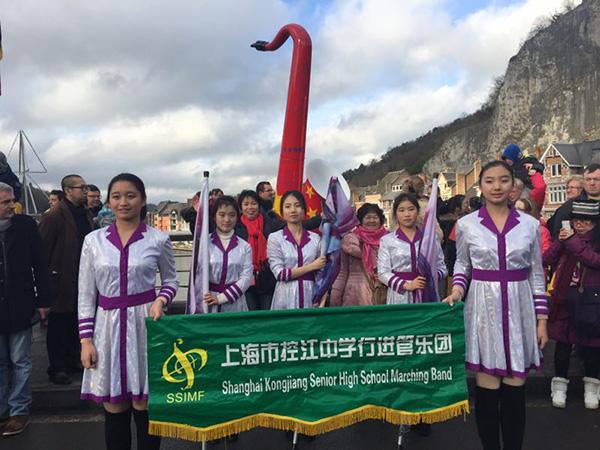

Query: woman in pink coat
[330,204,387,306]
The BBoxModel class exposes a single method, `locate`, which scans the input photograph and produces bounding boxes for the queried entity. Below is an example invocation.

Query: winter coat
[438,213,459,276]
[529,172,547,213]
[542,231,600,347]
[330,233,376,306]
[0,215,50,334]
[39,200,93,312]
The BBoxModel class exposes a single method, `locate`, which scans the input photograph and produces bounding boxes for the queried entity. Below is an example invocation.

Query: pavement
[1,400,599,450]
[4,317,596,450]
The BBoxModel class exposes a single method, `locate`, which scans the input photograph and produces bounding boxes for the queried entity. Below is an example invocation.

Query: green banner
[147,303,468,441]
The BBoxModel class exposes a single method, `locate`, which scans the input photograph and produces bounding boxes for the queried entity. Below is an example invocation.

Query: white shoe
[550,377,569,408]
[583,377,600,409]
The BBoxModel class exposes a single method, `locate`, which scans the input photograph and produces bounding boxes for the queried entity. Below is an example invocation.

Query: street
[2,398,598,450]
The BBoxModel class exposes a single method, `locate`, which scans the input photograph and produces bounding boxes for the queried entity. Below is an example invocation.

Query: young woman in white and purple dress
[378,193,446,305]
[78,173,178,450]
[202,196,253,313]
[444,161,548,450]
[267,190,326,310]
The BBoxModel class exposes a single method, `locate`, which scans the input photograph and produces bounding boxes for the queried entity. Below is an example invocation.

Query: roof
[155,201,171,214]
[155,201,188,217]
[440,172,456,182]
[546,139,600,167]
[375,169,409,194]
[381,190,399,201]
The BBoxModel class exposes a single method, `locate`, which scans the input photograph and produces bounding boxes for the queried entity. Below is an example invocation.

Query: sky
[0,0,580,203]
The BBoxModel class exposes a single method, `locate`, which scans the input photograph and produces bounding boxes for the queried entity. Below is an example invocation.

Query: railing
[164,231,193,308]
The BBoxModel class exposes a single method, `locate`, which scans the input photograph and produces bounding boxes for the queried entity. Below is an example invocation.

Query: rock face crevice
[424,0,600,173]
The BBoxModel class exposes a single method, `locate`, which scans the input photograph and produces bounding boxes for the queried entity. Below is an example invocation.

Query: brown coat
[39,201,93,312]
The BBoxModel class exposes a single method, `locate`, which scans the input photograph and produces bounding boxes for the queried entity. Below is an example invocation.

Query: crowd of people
[0,145,599,450]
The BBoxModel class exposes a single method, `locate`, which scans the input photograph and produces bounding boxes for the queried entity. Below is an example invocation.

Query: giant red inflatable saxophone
[252,24,312,210]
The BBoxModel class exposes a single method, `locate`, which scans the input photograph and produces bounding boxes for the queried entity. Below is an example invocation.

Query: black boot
[104,409,132,450]
[475,386,501,450]
[132,409,161,450]
[500,384,526,450]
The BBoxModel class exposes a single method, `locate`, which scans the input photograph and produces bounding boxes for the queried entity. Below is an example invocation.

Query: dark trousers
[245,289,273,311]
[554,341,600,378]
[46,311,80,375]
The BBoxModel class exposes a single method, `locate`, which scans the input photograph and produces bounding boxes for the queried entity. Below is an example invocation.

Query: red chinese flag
[302,179,323,220]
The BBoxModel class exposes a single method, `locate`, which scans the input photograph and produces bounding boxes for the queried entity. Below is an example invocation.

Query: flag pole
[201,171,211,313]
[415,176,439,303]
[200,173,209,449]
[186,171,210,314]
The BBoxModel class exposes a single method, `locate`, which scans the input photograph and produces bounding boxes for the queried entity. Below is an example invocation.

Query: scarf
[0,219,11,232]
[241,213,268,272]
[352,225,388,277]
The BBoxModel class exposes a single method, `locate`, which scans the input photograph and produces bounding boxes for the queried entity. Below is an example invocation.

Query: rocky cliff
[423,0,600,173]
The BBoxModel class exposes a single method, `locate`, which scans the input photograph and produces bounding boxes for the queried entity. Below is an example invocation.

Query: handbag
[360,265,387,305]
[567,268,600,337]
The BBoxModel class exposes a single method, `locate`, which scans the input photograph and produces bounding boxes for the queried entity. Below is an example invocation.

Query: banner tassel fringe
[149,400,470,442]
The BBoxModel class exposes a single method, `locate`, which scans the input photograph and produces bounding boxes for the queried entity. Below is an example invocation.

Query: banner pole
[397,424,410,449]
[291,431,299,450]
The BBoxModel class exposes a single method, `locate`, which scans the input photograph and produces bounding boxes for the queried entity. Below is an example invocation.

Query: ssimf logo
[162,338,208,404]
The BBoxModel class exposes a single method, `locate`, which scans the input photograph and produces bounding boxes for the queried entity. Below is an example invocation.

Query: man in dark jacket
[256,181,278,220]
[550,164,600,240]
[86,184,102,219]
[39,175,93,385]
[0,182,49,436]
[0,152,22,203]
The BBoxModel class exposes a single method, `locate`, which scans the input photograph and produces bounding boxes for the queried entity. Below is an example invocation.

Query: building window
[548,185,566,204]
[551,164,562,177]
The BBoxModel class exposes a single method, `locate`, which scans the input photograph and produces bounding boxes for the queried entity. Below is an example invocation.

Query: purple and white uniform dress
[267,227,321,310]
[205,231,252,313]
[378,228,446,305]
[78,222,178,403]
[453,207,548,378]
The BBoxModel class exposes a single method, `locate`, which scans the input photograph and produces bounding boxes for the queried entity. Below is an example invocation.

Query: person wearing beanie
[501,144,546,208]
[501,144,521,165]
[543,199,600,410]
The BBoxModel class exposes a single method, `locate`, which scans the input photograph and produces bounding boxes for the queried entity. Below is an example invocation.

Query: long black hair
[392,193,420,220]
[280,190,306,216]
[478,160,515,185]
[107,173,147,219]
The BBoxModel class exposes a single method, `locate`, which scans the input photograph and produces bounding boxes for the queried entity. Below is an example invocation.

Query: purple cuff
[437,269,445,282]
[534,295,548,314]
[223,285,243,304]
[224,284,243,303]
[277,268,291,282]
[388,275,400,293]
[158,285,177,305]
[453,273,468,291]
[78,318,95,339]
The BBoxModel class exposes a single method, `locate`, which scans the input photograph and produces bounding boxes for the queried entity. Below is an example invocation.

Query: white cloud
[0,0,582,203]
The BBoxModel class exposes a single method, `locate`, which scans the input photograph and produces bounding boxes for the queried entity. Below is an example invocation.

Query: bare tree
[481,75,505,110]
